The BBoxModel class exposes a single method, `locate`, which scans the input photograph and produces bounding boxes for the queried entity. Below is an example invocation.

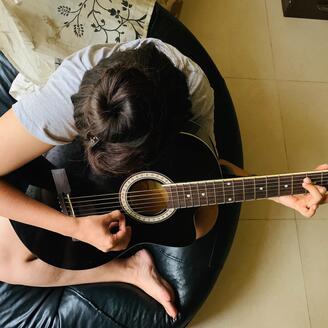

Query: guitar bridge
[52,168,79,242]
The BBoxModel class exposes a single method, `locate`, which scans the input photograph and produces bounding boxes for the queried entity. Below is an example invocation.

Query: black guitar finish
[10,133,221,270]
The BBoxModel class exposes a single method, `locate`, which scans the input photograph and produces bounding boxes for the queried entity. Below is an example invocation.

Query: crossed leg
[0,207,218,320]
[0,217,177,318]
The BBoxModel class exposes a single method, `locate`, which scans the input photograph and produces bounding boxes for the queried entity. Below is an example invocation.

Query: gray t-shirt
[12,38,215,147]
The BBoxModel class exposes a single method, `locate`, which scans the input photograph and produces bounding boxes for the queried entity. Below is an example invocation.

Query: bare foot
[124,249,177,319]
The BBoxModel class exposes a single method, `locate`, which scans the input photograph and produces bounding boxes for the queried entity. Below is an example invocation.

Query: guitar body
[10,132,221,270]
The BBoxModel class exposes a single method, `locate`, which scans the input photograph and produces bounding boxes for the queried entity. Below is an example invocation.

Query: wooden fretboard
[164,170,328,209]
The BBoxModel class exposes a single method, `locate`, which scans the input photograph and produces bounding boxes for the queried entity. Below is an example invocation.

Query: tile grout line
[264,1,312,327]
[263,0,294,213]
[223,75,328,85]
[240,218,297,221]
[295,219,313,328]
[263,0,277,81]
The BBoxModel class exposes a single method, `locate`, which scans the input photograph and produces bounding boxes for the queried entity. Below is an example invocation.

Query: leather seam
[65,287,128,328]
[157,249,185,263]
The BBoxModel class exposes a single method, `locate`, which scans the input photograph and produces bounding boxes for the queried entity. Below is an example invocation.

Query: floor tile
[189,220,310,328]
[265,0,328,82]
[226,78,294,219]
[180,0,274,79]
[297,220,328,328]
[278,80,328,219]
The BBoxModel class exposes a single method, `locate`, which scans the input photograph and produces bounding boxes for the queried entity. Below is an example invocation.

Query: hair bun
[73,43,192,176]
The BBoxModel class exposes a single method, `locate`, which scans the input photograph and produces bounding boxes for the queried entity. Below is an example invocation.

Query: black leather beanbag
[0,3,243,327]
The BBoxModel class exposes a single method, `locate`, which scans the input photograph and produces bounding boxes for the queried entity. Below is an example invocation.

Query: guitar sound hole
[127,179,168,216]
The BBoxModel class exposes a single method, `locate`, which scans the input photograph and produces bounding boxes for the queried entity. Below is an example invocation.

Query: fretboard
[164,170,328,209]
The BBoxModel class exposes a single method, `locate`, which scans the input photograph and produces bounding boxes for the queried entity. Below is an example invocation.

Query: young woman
[0,39,327,321]
[2,0,328,318]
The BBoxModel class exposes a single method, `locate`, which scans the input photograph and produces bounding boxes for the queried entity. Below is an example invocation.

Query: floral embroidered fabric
[0,0,155,85]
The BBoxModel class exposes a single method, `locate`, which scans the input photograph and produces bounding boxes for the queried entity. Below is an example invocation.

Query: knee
[0,249,37,284]
[0,218,37,283]
[0,254,16,283]
[194,205,218,239]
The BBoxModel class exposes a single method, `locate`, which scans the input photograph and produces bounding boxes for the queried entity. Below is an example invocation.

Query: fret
[165,185,174,209]
[196,183,201,205]
[279,175,292,196]
[266,176,279,198]
[190,183,201,207]
[177,184,186,208]
[292,174,305,195]
[189,183,194,207]
[234,179,245,202]
[214,180,225,204]
[244,177,256,200]
[308,172,325,187]
[206,181,216,205]
[311,171,328,188]
[223,180,234,203]
[255,177,267,199]
[212,181,218,204]
[170,184,180,208]
[323,171,328,187]
[183,183,194,208]
[198,183,209,206]
[232,179,235,202]
[321,171,328,187]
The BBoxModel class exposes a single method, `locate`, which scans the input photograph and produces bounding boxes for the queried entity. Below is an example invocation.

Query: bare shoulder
[0,109,53,176]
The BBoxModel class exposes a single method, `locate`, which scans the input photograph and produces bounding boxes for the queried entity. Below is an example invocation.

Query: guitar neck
[164,170,328,209]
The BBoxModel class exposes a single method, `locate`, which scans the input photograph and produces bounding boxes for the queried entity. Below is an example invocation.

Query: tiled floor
[180,0,328,327]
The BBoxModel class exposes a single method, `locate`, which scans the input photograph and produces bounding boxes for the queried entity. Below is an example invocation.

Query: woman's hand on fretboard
[271,164,328,218]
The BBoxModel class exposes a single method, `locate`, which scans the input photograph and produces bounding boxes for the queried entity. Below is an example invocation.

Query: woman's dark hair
[72,43,192,176]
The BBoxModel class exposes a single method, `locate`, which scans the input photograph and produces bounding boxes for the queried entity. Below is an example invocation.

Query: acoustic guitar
[9,131,328,270]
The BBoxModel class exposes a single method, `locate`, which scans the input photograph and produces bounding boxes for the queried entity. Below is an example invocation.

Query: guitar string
[64,185,323,216]
[65,187,314,217]
[66,177,328,204]
[64,172,328,216]
[65,171,328,202]
[64,177,328,209]
[64,182,328,212]
[64,184,315,209]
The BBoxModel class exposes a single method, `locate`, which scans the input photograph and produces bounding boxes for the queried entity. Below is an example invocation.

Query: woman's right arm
[0,109,131,252]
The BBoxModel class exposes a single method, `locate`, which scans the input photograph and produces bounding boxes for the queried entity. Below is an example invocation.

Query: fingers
[105,210,132,251]
[315,163,328,171]
[296,203,317,218]
[297,177,327,218]
[112,226,132,251]
[108,209,125,221]
[302,178,326,205]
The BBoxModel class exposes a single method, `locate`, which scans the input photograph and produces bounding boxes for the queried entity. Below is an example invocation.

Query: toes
[163,301,178,319]
[158,276,175,301]
[133,249,177,318]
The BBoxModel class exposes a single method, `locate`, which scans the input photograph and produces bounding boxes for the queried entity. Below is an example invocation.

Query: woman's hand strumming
[73,210,132,252]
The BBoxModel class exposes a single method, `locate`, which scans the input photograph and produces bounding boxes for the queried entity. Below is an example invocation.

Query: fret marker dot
[284,184,288,188]
[228,198,232,201]
[187,194,190,198]
[259,187,264,191]
[201,193,205,197]
[227,182,231,186]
